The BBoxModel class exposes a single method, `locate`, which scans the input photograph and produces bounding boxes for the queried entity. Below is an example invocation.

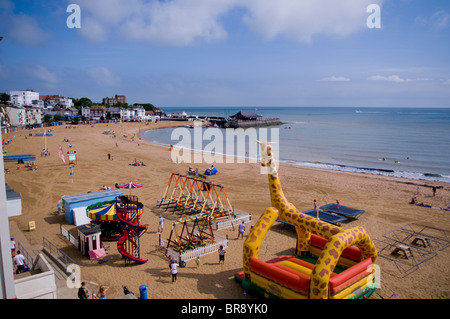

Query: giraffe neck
[268,170,290,210]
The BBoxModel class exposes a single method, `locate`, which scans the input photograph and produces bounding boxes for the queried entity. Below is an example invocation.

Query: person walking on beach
[432,186,437,197]
[13,251,26,274]
[158,215,164,233]
[314,200,320,220]
[170,260,179,283]
[218,245,226,264]
[237,221,245,239]
[336,199,340,210]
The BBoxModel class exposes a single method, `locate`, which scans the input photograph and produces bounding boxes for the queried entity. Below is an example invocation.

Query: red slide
[117,229,148,264]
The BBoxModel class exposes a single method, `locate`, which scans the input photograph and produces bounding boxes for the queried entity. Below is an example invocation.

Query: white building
[10,90,40,107]
[6,106,42,127]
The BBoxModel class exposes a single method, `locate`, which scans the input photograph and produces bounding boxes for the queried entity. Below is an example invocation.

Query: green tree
[0,92,10,104]
[54,114,64,122]
[74,97,93,107]
[43,114,53,123]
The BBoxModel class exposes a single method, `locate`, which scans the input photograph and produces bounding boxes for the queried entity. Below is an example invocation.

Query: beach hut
[77,224,102,257]
[61,189,124,224]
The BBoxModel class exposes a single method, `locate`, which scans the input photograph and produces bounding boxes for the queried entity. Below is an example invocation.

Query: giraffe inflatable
[242,142,378,299]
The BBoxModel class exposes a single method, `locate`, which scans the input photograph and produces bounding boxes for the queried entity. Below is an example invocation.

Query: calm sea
[141,107,450,183]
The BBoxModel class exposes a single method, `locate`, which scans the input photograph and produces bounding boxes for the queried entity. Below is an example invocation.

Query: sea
[141,107,450,184]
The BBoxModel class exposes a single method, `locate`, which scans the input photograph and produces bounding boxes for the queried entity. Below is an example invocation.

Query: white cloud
[415,10,450,30]
[241,0,384,43]
[73,0,384,46]
[29,65,58,85]
[368,75,430,83]
[318,76,351,82]
[0,1,51,47]
[75,0,236,46]
[87,67,121,87]
[430,10,450,30]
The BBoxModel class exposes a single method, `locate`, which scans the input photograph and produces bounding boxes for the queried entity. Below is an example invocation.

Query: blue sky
[0,0,449,108]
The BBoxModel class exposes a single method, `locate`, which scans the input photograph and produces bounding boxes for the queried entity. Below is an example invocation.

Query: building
[40,95,73,109]
[170,110,188,119]
[230,110,262,121]
[5,105,25,126]
[90,106,106,120]
[102,94,127,106]
[9,90,40,107]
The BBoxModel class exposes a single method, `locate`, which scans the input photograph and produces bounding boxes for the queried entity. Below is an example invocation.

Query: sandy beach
[3,121,450,299]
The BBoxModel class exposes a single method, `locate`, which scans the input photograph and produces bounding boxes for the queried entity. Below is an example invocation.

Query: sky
[0,0,449,108]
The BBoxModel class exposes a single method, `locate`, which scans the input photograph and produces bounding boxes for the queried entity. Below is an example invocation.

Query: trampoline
[301,209,347,225]
[320,203,365,218]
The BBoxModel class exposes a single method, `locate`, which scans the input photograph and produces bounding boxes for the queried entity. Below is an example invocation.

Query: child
[237,221,245,239]
[170,260,179,283]
[218,245,226,264]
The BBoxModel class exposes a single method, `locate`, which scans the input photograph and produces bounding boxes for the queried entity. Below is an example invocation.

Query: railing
[160,233,228,262]
[43,237,77,270]
[17,242,34,269]
[60,224,79,248]
[212,213,251,231]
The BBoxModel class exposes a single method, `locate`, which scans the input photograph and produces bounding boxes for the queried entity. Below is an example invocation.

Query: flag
[59,145,65,164]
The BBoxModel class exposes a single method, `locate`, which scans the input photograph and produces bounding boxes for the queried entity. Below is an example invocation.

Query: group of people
[78,282,109,299]
[11,238,27,274]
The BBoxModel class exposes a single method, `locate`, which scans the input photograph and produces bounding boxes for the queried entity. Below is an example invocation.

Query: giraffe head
[257,141,279,176]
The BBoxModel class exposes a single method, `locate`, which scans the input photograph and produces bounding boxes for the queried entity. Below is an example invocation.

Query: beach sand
[3,121,450,299]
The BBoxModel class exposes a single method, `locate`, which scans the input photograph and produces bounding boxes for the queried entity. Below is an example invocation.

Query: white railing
[60,224,79,248]
[212,213,252,231]
[160,233,228,262]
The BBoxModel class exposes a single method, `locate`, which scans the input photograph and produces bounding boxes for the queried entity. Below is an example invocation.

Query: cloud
[29,65,58,85]
[318,76,351,82]
[0,1,51,47]
[368,75,430,83]
[87,67,121,87]
[241,0,384,43]
[430,10,450,30]
[415,10,450,30]
[73,0,384,46]
[75,0,236,46]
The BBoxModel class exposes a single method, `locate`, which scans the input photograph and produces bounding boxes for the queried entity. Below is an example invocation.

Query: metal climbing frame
[164,215,215,255]
[157,173,235,221]
[374,223,450,275]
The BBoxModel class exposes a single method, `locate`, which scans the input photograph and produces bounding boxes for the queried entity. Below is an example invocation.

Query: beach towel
[89,248,106,259]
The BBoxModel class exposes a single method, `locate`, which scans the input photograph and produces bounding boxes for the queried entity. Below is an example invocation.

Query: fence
[17,242,34,269]
[60,224,79,248]
[43,236,77,272]
[160,233,228,262]
[212,211,251,231]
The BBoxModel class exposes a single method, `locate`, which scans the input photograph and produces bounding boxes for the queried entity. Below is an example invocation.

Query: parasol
[117,181,143,195]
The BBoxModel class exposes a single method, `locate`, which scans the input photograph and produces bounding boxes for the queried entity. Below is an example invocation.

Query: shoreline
[140,126,450,185]
[3,121,450,299]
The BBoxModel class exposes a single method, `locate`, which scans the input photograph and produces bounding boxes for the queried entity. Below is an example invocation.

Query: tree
[43,114,53,123]
[54,114,64,122]
[0,92,10,104]
[74,97,93,107]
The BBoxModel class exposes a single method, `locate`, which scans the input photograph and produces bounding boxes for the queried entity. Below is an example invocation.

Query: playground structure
[157,173,235,222]
[235,142,378,299]
[160,214,228,262]
[374,223,450,275]
[116,195,148,264]
[165,215,215,254]
[86,201,144,241]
